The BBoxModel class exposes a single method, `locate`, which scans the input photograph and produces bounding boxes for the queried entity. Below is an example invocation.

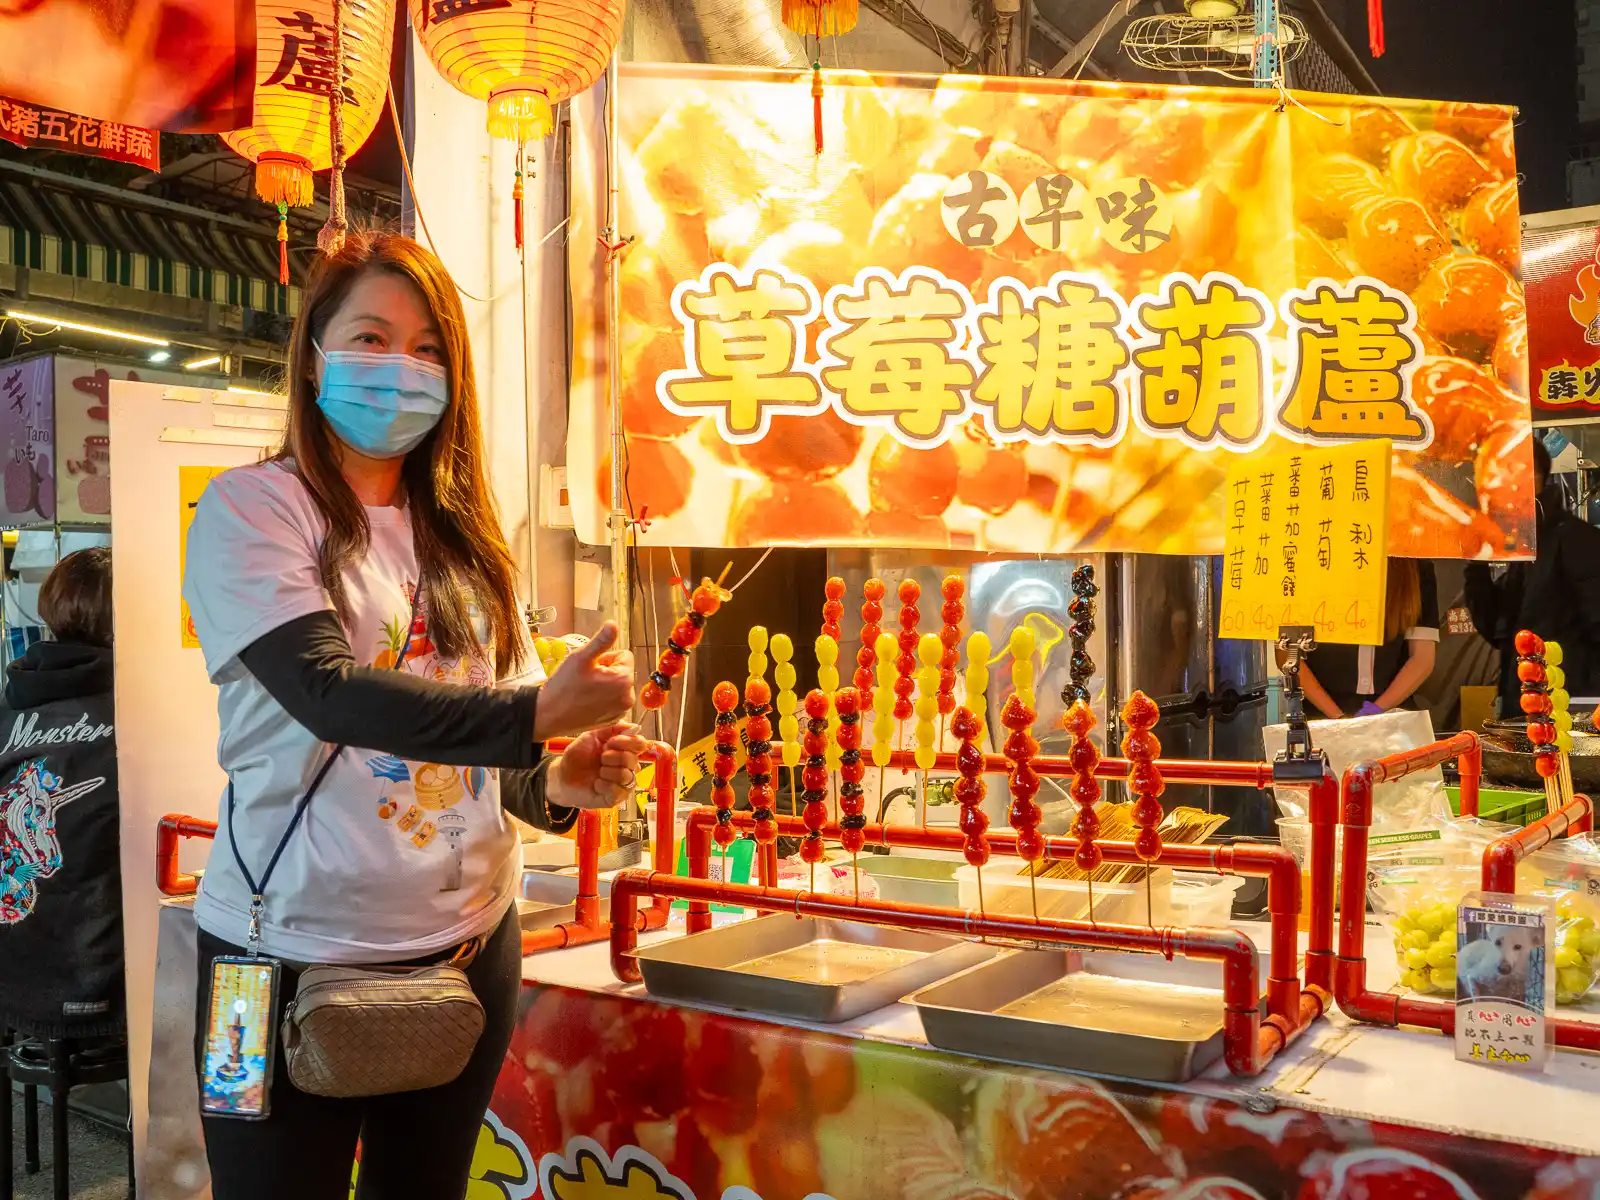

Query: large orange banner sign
[568,65,1531,559]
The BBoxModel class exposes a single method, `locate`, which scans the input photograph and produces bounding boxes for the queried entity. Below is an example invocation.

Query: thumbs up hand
[532,621,637,741]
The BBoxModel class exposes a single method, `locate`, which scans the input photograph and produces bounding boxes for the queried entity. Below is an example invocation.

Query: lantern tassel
[276,202,289,286]
[812,62,824,156]
[318,0,349,256]
[1367,0,1385,56]
[513,151,525,252]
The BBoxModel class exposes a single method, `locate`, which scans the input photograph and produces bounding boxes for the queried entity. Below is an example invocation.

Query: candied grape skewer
[1064,564,1097,708]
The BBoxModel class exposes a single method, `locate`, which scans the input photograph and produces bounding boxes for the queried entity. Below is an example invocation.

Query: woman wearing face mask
[181,231,639,1199]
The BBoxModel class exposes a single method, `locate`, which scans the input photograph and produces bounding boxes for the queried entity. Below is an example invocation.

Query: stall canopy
[568,67,1531,562]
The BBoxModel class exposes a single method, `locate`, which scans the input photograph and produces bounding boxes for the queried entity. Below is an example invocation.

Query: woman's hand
[548,721,649,810]
[532,621,636,741]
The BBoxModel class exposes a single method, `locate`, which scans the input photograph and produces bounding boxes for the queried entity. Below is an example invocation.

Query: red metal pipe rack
[1481,795,1595,894]
[1331,733,1600,1052]
[609,869,1318,1076]
[153,739,680,958]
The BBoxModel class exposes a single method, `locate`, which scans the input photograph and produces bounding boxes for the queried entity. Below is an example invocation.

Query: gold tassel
[782,0,859,37]
[255,153,314,208]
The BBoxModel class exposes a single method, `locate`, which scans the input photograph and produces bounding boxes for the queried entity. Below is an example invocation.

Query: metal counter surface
[521,916,1600,1157]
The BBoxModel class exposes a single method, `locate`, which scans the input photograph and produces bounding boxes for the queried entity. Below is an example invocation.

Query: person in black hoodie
[1464,439,1600,715]
[0,547,123,1038]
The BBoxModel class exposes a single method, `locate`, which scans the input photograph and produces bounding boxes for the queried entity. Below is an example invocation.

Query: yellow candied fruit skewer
[914,632,941,770]
[817,633,843,771]
[772,633,800,769]
[872,632,898,768]
[1009,624,1038,710]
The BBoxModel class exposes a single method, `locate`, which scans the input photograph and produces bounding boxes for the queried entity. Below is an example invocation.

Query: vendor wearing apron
[1295,558,1440,719]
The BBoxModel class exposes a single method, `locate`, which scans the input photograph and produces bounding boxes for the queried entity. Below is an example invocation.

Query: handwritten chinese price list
[1454,895,1552,1073]
[1218,440,1392,646]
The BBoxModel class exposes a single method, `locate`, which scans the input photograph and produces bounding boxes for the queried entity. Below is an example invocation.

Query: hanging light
[409,0,625,249]
[222,0,398,282]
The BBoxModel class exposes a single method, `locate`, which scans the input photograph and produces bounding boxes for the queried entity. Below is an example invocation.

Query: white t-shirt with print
[182,460,541,963]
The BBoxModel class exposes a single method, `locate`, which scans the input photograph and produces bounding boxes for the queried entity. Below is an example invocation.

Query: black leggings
[193,909,522,1200]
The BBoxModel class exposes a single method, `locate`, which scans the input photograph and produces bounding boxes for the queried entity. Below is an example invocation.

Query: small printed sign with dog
[1455,893,1554,1072]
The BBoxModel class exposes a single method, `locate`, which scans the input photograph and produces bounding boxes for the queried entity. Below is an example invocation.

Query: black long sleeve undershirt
[237,611,576,833]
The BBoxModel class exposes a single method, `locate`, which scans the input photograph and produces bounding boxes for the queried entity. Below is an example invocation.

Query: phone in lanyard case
[200,956,281,1120]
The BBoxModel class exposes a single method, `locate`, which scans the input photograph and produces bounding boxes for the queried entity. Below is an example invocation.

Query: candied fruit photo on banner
[1389,466,1508,559]
[1474,422,1538,551]
[730,478,863,544]
[1409,357,1527,461]
[1344,194,1449,292]
[952,424,1029,516]
[1296,153,1390,241]
[1350,104,1418,165]
[1411,255,1522,363]
[597,439,691,520]
[1491,319,1528,392]
[733,409,864,482]
[1461,178,1522,272]
[1389,131,1494,220]
[868,437,959,520]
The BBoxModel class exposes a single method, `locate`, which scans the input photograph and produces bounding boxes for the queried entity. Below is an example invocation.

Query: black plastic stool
[2,1034,133,1200]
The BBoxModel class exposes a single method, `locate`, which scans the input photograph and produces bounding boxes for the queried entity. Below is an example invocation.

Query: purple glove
[1355,701,1385,717]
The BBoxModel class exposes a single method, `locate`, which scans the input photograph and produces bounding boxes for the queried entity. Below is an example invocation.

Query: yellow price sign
[1218,440,1391,646]
[179,465,231,649]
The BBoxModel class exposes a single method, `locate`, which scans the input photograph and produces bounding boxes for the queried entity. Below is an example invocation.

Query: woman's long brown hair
[275,230,525,677]
[1385,558,1422,643]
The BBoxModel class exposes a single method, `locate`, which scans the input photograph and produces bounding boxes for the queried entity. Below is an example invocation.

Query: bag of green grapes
[1516,834,1600,1006]
[1366,819,1515,996]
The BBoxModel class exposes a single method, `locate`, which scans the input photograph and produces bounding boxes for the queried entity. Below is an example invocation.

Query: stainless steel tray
[907,948,1260,1083]
[517,871,611,930]
[633,916,995,1023]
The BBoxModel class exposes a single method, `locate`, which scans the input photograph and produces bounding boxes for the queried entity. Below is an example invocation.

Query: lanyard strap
[230,586,421,955]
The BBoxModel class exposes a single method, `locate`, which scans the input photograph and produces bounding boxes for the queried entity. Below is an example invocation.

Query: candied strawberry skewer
[1516,630,1559,816]
[800,689,831,891]
[1121,690,1165,925]
[821,575,845,642]
[1001,690,1043,920]
[744,677,778,883]
[856,578,886,706]
[937,574,965,740]
[641,577,726,711]
[951,705,990,914]
[834,688,866,901]
[709,682,741,848]
[1064,699,1103,921]
[893,578,921,734]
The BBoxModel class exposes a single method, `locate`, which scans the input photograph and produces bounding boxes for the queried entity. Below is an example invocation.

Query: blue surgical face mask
[313,344,448,459]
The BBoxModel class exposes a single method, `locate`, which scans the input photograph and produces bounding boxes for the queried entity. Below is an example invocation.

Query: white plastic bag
[1264,708,1449,829]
